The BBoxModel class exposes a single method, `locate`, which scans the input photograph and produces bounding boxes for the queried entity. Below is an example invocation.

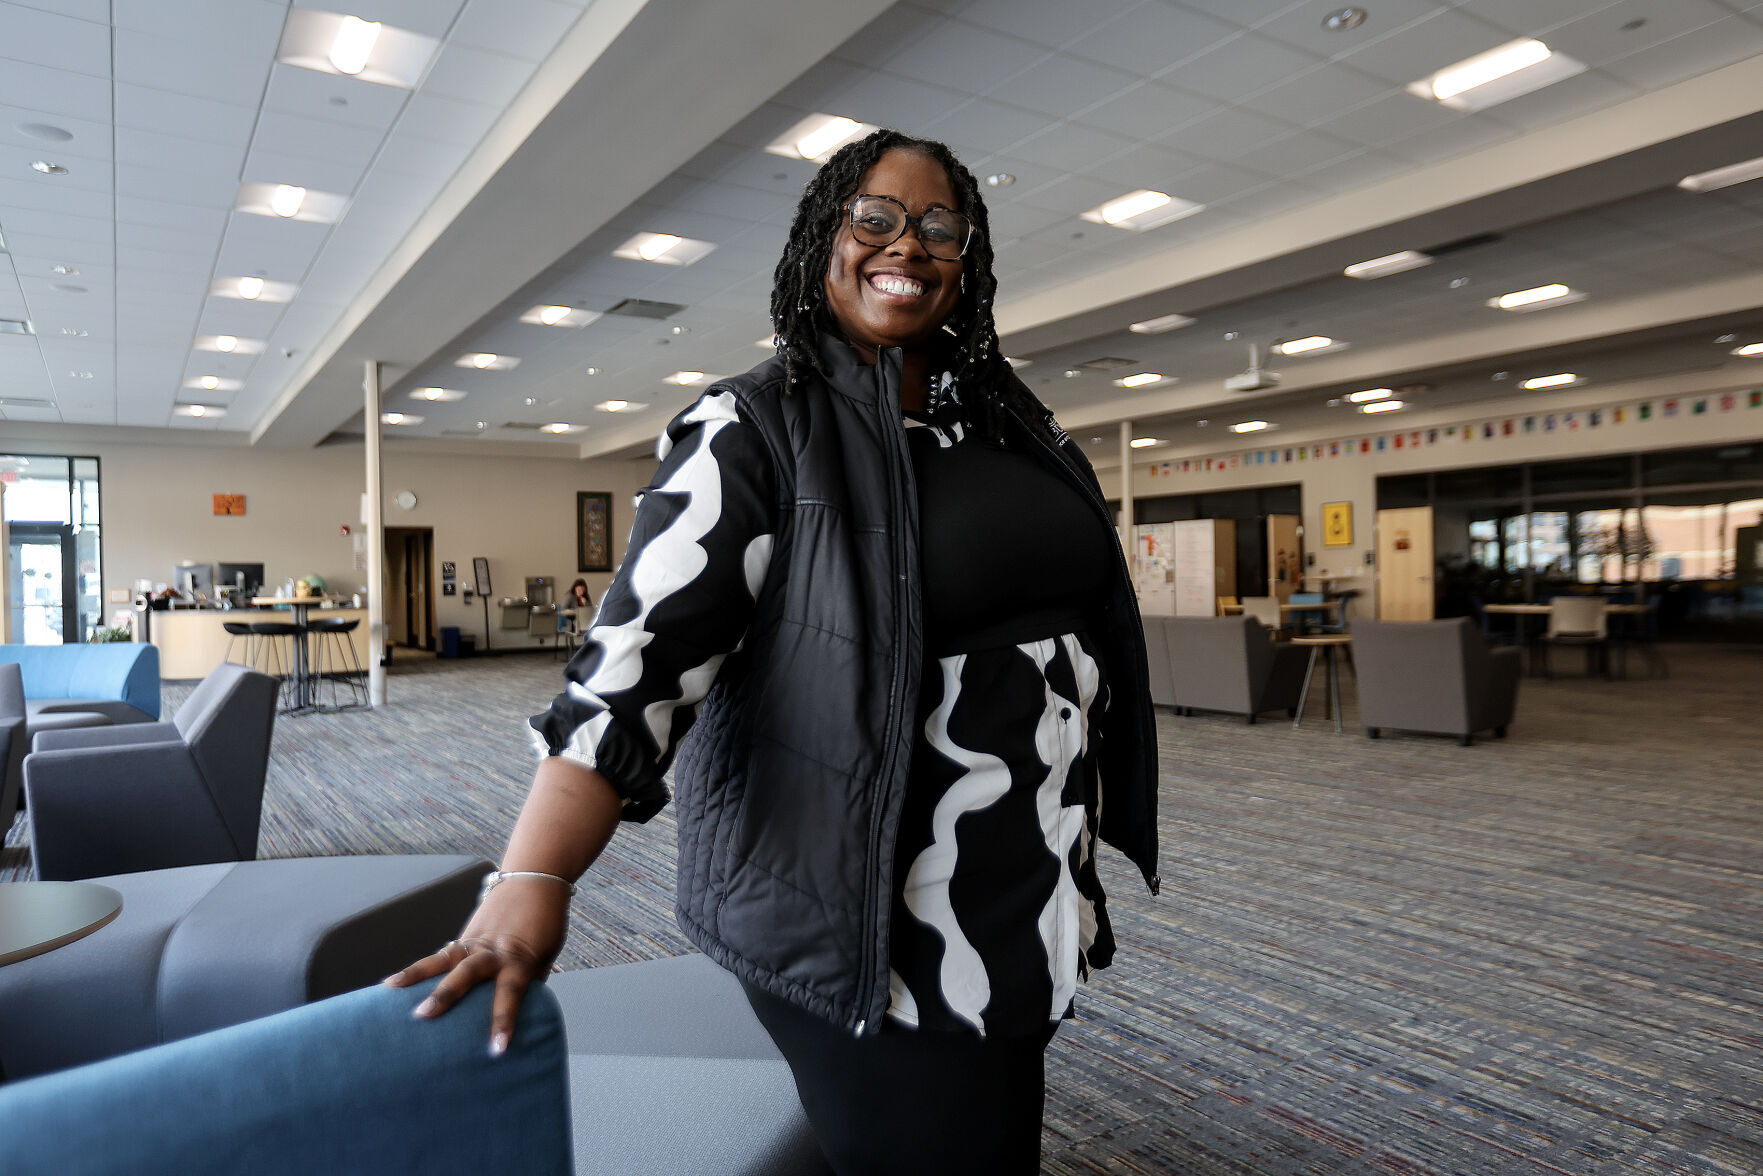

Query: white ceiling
[2,0,1762,461]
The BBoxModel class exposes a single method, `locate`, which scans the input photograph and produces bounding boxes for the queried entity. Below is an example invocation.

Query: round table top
[0,881,123,967]
[1292,634,1353,645]
[250,596,325,606]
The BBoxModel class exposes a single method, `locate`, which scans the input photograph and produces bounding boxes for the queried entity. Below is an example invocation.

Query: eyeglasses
[844,194,976,260]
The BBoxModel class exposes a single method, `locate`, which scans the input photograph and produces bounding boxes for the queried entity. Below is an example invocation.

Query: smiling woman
[390,130,1160,1176]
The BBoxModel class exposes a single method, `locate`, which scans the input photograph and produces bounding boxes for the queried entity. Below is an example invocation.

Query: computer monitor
[173,563,214,598]
[217,562,264,596]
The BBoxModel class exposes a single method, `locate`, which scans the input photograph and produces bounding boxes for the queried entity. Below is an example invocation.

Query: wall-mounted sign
[213,493,246,516]
[1322,501,1353,547]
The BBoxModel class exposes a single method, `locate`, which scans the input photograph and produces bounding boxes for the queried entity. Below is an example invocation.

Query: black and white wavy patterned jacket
[532,335,1160,1037]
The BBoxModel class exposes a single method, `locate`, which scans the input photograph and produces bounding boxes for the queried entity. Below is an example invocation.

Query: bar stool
[221,621,258,669]
[249,621,307,714]
[307,617,369,711]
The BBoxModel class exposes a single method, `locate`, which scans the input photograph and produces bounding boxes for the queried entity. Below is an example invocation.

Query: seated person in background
[565,579,591,611]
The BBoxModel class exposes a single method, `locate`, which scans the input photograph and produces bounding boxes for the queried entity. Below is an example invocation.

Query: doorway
[6,522,77,644]
[1376,506,1435,620]
[384,527,435,652]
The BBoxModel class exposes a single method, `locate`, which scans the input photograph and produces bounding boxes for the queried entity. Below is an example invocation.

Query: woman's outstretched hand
[384,875,572,1055]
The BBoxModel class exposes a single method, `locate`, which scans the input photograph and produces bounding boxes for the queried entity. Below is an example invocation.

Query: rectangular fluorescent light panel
[1488,283,1585,312]
[454,352,520,371]
[276,8,439,88]
[411,387,466,402]
[234,182,347,224]
[1115,372,1165,388]
[212,277,294,303]
[0,318,33,335]
[1129,437,1161,448]
[764,114,880,164]
[1678,155,1763,193]
[1520,373,1579,390]
[1406,38,1585,112]
[1229,421,1272,434]
[595,400,647,413]
[1344,251,1432,280]
[1346,388,1393,403]
[1129,313,1196,334]
[1734,342,1763,357]
[1274,336,1336,356]
[380,412,423,425]
[663,371,714,386]
[613,232,716,267]
[519,305,602,328]
[1360,400,1404,413]
[174,403,226,418]
[1080,190,1204,232]
[196,335,262,355]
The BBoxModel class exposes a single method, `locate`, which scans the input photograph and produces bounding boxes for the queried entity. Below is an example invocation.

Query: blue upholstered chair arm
[0,977,573,1176]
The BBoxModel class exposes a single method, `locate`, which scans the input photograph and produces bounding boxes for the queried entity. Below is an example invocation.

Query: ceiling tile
[1546,0,1736,67]
[1241,64,1395,127]
[0,143,112,194]
[1335,8,1514,85]
[262,63,413,133]
[114,125,244,192]
[0,102,113,161]
[1487,70,1640,130]
[0,174,113,220]
[1234,128,1363,176]
[1256,0,1449,59]
[1005,122,1139,173]
[1384,115,1516,164]
[113,26,278,107]
[984,53,1138,119]
[393,91,503,146]
[1163,160,1276,204]
[450,0,583,61]
[114,82,259,150]
[1159,106,1298,164]
[880,21,1045,93]
[0,59,113,123]
[1597,18,1763,88]
[920,98,1052,158]
[955,0,1142,49]
[1309,89,1464,146]
[1162,32,1326,104]
[252,110,387,175]
[1069,82,1214,142]
[1063,4,1239,75]
[1174,0,1306,29]
[810,66,974,132]
[420,43,538,109]
[0,3,110,78]
[342,0,468,40]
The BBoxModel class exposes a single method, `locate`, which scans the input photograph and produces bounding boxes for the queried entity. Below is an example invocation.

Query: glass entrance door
[7,522,77,644]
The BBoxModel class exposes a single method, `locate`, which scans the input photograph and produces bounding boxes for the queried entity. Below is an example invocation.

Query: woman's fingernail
[382,974,402,986]
[489,1032,509,1058]
[411,999,435,1018]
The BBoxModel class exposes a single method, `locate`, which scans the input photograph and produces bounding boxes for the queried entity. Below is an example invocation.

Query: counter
[148,608,371,681]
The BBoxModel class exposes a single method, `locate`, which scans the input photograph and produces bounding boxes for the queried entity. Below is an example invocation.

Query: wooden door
[1266,514,1300,601]
[1377,507,1434,619]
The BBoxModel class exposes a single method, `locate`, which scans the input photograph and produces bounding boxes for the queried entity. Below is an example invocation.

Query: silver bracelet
[478,869,578,905]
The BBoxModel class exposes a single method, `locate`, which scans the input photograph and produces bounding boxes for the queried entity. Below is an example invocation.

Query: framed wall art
[577,491,613,573]
[1322,501,1354,547]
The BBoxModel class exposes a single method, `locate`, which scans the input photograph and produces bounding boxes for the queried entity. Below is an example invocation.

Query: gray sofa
[1352,617,1522,745]
[24,663,279,880]
[1146,615,1309,723]
[0,854,489,1080]
[1,663,23,836]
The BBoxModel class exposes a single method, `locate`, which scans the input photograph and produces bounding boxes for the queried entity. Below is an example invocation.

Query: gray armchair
[1353,618,1522,745]
[23,663,279,881]
[1154,615,1309,723]
[1,663,23,837]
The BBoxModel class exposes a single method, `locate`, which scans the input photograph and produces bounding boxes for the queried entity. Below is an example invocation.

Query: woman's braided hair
[769,128,1031,444]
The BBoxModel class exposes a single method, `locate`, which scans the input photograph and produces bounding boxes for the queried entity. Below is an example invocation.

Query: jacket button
[1059,707,1072,720]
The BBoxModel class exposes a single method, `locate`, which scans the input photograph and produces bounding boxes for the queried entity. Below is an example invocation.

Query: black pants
[742,981,1058,1176]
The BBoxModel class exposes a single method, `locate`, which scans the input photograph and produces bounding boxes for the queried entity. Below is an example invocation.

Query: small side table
[0,881,123,967]
[1292,635,1353,734]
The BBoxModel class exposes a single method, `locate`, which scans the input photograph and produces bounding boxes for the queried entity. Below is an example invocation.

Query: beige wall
[2,435,650,641]
[1098,369,1763,615]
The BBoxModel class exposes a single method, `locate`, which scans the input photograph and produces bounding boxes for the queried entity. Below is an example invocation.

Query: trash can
[440,627,461,658]
[458,635,477,658]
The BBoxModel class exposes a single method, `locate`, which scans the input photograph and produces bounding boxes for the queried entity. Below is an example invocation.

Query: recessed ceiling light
[1115,372,1165,388]
[540,422,585,434]
[1360,400,1404,414]
[1322,6,1366,31]
[59,327,87,337]
[1273,335,1336,355]
[238,276,264,300]
[1,319,35,335]
[1488,283,1585,312]
[664,370,710,385]
[1129,313,1196,334]
[523,397,539,406]
[1733,342,1763,357]
[474,420,487,430]
[329,14,380,74]
[1080,190,1204,231]
[184,375,241,393]
[595,399,647,413]
[411,387,466,402]
[1677,155,1763,193]
[764,113,878,164]
[235,181,345,223]
[984,173,1015,188]
[454,352,519,371]
[30,160,69,175]
[1519,373,1580,390]
[174,403,226,418]
[275,8,436,88]
[520,304,600,328]
[199,375,219,390]
[215,335,237,352]
[612,232,716,267]
[1406,38,1585,111]
[584,367,601,375]
[1129,437,1162,448]
[68,370,93,379]
[1343,250,1432,280]
[197,334,262,354]
[1229,420,1273,433]
[1063,369,1082,378]
[271,184,305,217]
[1346,388,1394,403]
[380,411,423,425]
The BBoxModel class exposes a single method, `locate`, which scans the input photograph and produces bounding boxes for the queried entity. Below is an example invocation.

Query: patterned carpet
[6,644,1761,1174]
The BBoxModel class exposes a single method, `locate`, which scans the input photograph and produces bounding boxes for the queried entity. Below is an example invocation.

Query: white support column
[0,482,11,644]
[364,361,387,707]
[1118,420,1135,555]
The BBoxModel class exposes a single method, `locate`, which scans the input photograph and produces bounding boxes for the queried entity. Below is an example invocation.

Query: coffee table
[0,881,123,967]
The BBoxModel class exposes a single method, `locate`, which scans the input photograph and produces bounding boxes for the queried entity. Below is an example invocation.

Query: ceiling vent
[0,396,56,408]
[605,298,686,320]
[499,421,547,430]
[0,318,34,335]
[1074,356,1138,371]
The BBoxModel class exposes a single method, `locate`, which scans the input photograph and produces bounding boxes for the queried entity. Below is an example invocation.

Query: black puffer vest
[669,337,1160,1036]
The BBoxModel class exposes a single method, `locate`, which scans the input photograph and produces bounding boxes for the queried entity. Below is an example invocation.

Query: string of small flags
[1146,390,1763,476]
